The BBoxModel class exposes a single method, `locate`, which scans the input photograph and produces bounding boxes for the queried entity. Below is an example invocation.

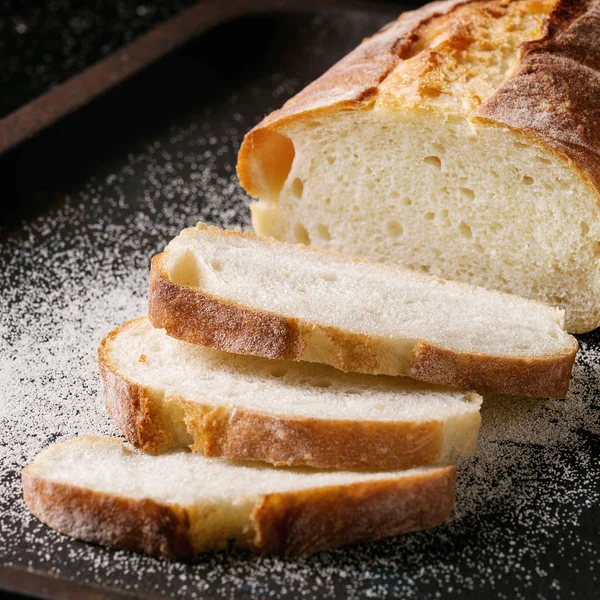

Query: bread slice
[22,436,456,558]
[148,224,577,398]
[99,317,482,470]
[237,0,600,334]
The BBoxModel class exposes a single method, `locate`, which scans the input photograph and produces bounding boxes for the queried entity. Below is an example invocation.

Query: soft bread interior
[247,0,600,333]
[24,437,449,552]
[253,113,600,334]
[161,226,573,360]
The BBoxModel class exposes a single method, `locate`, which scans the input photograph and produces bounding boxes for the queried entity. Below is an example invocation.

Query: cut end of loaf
[248,108,600,334]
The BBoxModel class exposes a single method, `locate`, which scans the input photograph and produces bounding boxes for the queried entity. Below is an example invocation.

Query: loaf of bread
[100,317,482,469]
[238,0,600,333]
[149,224,577,397]
[22,437,456,557]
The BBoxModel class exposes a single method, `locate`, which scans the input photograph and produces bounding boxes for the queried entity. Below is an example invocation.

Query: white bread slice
[22,437,456,558]
[99,317,482,470]
[148,224,578,398]
[238,0,600,334]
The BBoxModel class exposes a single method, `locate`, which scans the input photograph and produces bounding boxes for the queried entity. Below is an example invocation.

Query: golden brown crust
[183,402,445,470]
[249,465,456,556]
[22,470,194,560]
[147,247,577,397]
[475,0,600,194]
[149,256,305,361]
[410,339,578,397]
[237,0,473,196]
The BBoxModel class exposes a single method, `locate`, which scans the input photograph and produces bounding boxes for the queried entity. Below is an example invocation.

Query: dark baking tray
[1,1,599,599]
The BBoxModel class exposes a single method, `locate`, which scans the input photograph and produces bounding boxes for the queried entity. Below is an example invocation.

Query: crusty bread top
[238,0,600,198]
[475,0,600,191]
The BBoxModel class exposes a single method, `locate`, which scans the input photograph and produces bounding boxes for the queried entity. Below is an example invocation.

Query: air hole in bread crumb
[522,175,534,185]
[490,221,503,233]
[460,187,475,200]
[459,221,472,239]
[592,241,600,258]
[490,170,499,178]
[317,224,331,241]
[535,156,552,165]
[390,190,400,199]
[441,209,449,218]
[326,155,336,165]
[169,250,201,287]
[269,366,288,378]
[324,197,331,206]
[319,273,337,282]
[402,197,412,206]
[291,178,304,199]
[420,265,430,273]
[210,260,223,272]
[293,223,310,245]
[423,156,442,169]
[424,212,435,221]
[310,379,332,388]
[386,221,403,237]
[581,221,590,236]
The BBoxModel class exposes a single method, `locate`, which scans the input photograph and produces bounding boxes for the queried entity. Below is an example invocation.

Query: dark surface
[0,0,198,120]
[0,4,599,600]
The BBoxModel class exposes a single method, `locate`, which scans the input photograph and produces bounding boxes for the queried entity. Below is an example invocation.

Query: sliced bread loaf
[238,0,600,333]
[22,436,456,557]
[100,317,482,470]
[149,224,578,397]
